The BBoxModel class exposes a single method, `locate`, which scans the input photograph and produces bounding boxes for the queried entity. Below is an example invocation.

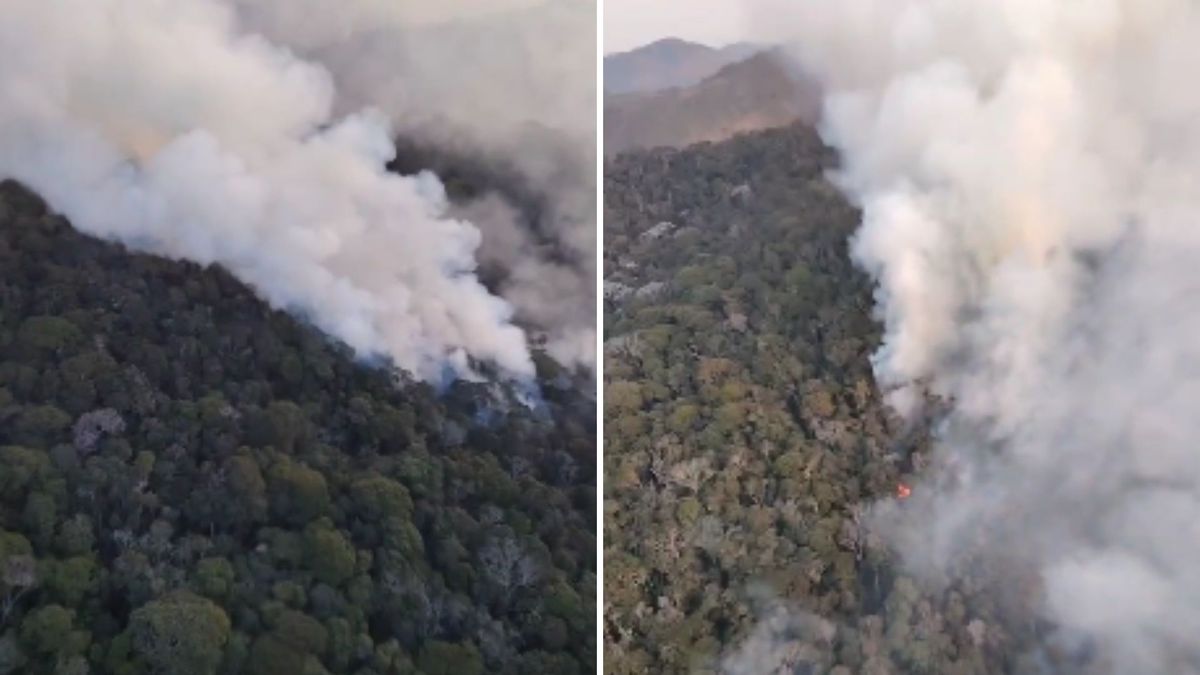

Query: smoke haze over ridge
[234,0,598,371]
[762,1,1200,671]
[0,0,595,382]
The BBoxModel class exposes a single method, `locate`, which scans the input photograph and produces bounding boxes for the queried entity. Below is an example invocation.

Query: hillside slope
[0,180,595,675]
[603,38,760,95]
[604,51,819,156]
[603,125,1048,675]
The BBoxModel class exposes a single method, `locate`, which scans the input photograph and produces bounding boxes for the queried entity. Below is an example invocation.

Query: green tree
[15,316,81,356]
[19,604,73,655]
[225,453,269,527]
[128,591,231,675]
[0,447,48,502]
[268,458,330,526]
[272,610,328,658]
[53,514,94,557]
[21,492,56,548]
[304,521,355,587]
[11,407,71,447]
[351,476,412,521]
[193,557,235,599]
[42,556,96,606]
[246,635,307,675]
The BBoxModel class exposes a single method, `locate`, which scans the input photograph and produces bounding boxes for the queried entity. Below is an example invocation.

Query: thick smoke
[231,0,598,369]
[765,1,1200,672]
[0,0,594,382]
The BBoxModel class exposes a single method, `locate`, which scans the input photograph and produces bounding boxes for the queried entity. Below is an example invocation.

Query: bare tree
[73,408,125,455]
[0,555,37,627]
[479,532,540,592]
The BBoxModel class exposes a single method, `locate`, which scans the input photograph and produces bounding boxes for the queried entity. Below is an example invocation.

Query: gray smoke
[0,0,595,381]
[767,1,1200,672]
[717,589,840,675]
[231,0,598,369]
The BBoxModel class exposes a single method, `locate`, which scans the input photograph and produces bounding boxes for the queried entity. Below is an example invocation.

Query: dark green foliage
[351,475,412,521]
[41,557,96,606]
[193,557,234,599]
[19,604,73,655]
[272,609,328,655]
[16,317,82,356]
[303,521,356,587]
[417,640,483,675]
[128,591,230,675]
[246,634,308,675]
[268,457,331,526]
[0,181,595,675]
[11,407,71,447]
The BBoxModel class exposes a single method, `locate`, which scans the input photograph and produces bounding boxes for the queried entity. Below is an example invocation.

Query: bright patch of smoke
[718,589,840,675]
[0,0,595,381]
[773,1,1200,671]
[231,0,598,369]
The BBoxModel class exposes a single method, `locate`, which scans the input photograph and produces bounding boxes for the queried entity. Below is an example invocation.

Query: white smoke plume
[0,0,595,382]
[717,589,840,675]
[231,0,598,369]
[765,1,1200,672]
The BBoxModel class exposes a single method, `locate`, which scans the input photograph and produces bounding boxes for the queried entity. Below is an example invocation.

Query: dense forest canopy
[0,179,595,675]
[603,124,1054,674]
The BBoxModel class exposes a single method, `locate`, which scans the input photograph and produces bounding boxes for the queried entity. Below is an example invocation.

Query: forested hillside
[603,125,1043,674]
[0,180,595,675]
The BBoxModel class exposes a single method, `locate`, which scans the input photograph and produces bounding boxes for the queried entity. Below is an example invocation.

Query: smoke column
[232,0,598,369]
[770,1,1200,671]
[0,0,594,382]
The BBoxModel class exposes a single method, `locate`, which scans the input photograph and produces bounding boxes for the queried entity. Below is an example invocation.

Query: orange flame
[897,483,912,500]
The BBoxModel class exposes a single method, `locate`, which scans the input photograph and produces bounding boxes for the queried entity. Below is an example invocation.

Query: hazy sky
[604,0,777,53]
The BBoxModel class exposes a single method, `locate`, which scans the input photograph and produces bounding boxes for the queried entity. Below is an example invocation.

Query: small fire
[897,483,912,500]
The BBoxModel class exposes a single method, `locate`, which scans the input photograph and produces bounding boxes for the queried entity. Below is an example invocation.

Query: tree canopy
[603,124,1037,674]
[0,180,595,675]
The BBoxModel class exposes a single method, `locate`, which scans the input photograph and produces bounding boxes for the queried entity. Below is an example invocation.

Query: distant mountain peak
[640,36,705,50]
[604,49,823,156]
[604,36,763,95]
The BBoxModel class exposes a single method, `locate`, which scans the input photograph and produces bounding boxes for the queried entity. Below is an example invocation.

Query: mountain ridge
[603,37,762,95]
[604,48,821,156]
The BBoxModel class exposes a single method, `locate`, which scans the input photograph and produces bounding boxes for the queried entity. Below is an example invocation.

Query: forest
[0,179,595,675]
[603,124,1051,674]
